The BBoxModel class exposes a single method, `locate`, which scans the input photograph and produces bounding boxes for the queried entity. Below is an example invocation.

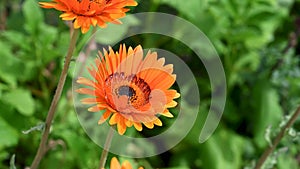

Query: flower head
[109,157,143,169]
[39,0,138,33]
[76,44,180,135]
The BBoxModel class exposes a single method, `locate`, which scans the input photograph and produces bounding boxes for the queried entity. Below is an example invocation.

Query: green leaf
[252,80,283,148]
[0,151,9,165]
[35,24,60,65]
[39,24,58,46]
[1,31,30,51]
[277,152,299,169]
[160,0,205,20]
[0,41,24,87]
[23,0,44,34]
[2,89,35,116]
[233,51,260,72]
[0,117,18,149]
[200,129,246,169]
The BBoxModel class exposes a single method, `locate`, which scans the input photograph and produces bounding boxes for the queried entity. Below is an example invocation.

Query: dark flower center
[117,86,136,98]
[105,72,151,108]
[88,0,112,4]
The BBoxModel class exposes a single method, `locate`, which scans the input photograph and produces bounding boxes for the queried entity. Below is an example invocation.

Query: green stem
[30,29,80,169]
[254,106,300,169]
[98,127,115,169]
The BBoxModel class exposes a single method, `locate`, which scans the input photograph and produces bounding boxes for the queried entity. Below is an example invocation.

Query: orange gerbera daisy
[108,157,143,169]
[39,0,138,33]
[76,44,180,135]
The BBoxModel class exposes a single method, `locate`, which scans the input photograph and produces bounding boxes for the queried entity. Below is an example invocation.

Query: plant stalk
[30,29,80,169]
[254,106,300,169]
[98,127,115,169]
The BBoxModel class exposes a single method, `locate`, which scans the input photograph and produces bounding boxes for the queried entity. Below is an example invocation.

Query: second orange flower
[109,157,143,169]
[76,44,180,135]
[39,0,138,33]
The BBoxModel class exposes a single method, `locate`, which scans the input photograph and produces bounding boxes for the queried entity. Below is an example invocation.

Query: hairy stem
[98,127,115,169]
[30,29,80,169]
[254,106,300,169]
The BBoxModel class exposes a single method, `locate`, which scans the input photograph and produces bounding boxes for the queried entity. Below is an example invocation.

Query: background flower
[39,0,138,33]
[110,157,143,169]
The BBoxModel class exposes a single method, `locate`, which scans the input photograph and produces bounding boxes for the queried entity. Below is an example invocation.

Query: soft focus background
[1,0,300,168]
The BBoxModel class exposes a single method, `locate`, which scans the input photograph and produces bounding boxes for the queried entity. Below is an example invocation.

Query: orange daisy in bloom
[109,157,144,169]
[76,44,180,135]
[39,0,138,33]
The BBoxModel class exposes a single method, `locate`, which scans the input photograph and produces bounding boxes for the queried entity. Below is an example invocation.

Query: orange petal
[125,119,133,127]
[137,69,176,90]
[91,17,98,26]
[160,110,174,118]
[128,1,138,6]
[143,122,154,129]
[39,2,56,8]
[59,13,76,20]
[166,100,178,108]
[73,18,81,29]
[81,23,90,33]
[110,157,121,169]
[121,161,133,169]
[81,98,97,104]
[88,105,103,112]
[165,89,180,99]
[149,89,167,113]
[139,51,158,74]
[98,110,112,124]
[109,113,119,125]
[153,118,162,126]
[133,122,142,131]
[76,88,95,96]
[117,118,126,135]
[77,77,96,88]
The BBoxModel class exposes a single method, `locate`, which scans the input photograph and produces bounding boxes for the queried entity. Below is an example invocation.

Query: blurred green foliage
[0,0,300,168]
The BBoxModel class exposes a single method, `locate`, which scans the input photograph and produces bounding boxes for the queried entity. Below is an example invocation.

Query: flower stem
[254,106,300,169]
[30,29,80,169]
[98,127,115,169]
